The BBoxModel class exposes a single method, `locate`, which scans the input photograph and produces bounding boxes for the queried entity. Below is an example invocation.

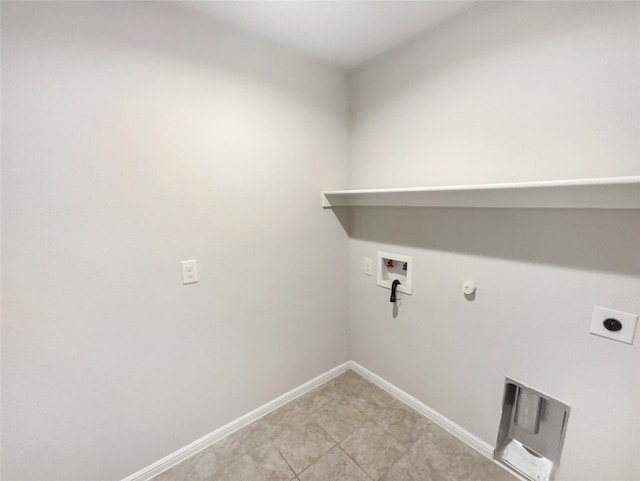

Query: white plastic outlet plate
[590,305,638,344]
[181,260,198,284]
[377,251,413,295]
[364,258,373,276]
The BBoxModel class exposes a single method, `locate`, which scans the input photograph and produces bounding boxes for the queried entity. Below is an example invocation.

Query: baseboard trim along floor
[347,362,495,460]
[121,362,351,481]
[121,360,504,481]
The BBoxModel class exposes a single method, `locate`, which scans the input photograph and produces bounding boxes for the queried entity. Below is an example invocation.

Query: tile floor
[153,370,518,481]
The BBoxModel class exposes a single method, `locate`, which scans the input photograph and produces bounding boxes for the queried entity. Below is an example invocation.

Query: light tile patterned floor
[153,370,518,481]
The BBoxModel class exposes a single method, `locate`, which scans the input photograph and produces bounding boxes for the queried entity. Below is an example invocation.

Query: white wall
[351,1,640,188]
[0,2,350,480]
[349,2,640,481]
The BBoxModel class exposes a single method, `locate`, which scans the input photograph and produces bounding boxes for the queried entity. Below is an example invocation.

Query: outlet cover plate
[364,258,373,276]
[590,306,638,344]
[181,259,198,285]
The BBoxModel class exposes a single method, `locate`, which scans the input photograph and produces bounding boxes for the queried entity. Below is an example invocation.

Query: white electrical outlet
[181,260,198,285]
[364,258,373,276]
[590,306,638,344]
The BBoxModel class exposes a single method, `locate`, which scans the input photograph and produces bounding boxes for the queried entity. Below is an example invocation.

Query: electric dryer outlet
[590,305,638,344]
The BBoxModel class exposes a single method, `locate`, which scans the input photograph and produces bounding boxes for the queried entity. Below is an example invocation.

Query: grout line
[377,447,407,481]
[130,362,518,481]
[275,446,297,479]
[336,444,375,481]
[369,400,424,449]
[276,414,338,477]
[122,362,352,481]
[294,441,336,478]
[348,361,495,459]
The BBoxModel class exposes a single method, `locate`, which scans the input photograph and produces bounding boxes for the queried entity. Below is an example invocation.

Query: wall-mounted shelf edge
[322,176,640,209]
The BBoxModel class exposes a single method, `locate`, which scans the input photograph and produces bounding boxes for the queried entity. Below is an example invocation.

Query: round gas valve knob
[462,281,477,295]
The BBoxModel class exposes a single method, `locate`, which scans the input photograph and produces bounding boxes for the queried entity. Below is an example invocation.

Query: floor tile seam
[369,415,422,451]
[247,438,298,476]
[278,415,339,475]
[372,397,452,451]
[207,449,245,480]
[323,423,349,445]
[335,394,389,423]
[213,382,404,480]
[364,402,394,423]
[309,418,341,448]
[328,403,371,432]
[210,450,242,472]
[337,416,414,481]
[292,440,338,478]
[204,373,344,476]
[334,418,369,444]
[297,390,343,417]
[306,393,372,441]
[335,444,375,481]
[358,397,397,420]
[308,395,338,414]
[272,443,299,480]
[214,435,273,473]
[374,440,413,481]
[350,399,377,422]
[339,411,392,446]
[150,368,515,481]
[317,397,372,443]
[366,424,412,481]
[207,376,405,480]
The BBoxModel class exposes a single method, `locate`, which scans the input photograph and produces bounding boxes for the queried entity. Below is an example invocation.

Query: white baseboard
[346,361,495,459]
[347,362,527,481]
[123,360,506,481]
[120,362,351,481]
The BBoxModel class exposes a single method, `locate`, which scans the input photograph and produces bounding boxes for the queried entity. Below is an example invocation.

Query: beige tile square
[152,445,220,481]
[331,369,364,386]
[341,421,406,480]
[246,401,311,452]
[310,398,368,442]
[373,401,434,447]
[332,370,375,392]
[335,377,395,418]
[378,436,437,481]
[244,415,286,445]
[262,399,311,430]
[421,428,486,480]
[298,446,371,481]
[381,428,517,481]
[383,427,519,481]
[213,442,296,481]
[211,425,259,467]
[295,383,339,414]
[272,421,336,473]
